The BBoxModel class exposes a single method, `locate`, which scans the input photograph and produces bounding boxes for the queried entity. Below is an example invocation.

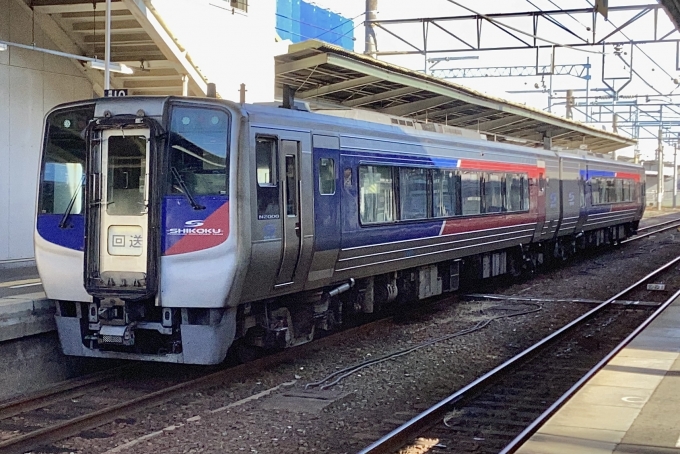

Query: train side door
[275,133,313,289]
[541,160,561,240]
[85,128,151,295]
[276,140,301,285]
[532,161,547,241]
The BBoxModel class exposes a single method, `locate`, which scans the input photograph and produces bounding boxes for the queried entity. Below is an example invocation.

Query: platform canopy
[27,0,207,96]
[275,40,636,154]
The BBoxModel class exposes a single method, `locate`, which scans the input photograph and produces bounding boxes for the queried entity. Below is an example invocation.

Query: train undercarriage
[233,221,639,357]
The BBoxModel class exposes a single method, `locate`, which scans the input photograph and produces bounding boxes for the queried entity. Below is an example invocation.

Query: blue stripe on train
[37,214,85,251]
[580,169,616,179]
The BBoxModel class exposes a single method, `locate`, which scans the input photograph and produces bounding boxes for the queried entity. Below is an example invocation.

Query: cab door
[85,127,152,296]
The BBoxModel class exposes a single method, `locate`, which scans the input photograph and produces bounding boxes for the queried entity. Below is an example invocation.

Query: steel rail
[623,218,680,243]
[636,216,680,233]
[0,368,125,420]
[501,285,680,453]
[359,253,680,454]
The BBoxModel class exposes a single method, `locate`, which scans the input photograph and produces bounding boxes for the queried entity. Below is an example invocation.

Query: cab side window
[256,137,279,219]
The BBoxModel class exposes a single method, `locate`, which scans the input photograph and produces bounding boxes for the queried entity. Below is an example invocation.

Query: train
[35,95,645,364]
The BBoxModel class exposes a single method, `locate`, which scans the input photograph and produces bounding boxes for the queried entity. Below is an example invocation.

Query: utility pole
[565,89,574,119]
[657,128,664,209]
[674,142,678,208]
[104,0,111,90]
[365,0,377,59]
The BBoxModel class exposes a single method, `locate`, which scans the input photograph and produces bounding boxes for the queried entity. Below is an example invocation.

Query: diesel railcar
[35,96,644,364]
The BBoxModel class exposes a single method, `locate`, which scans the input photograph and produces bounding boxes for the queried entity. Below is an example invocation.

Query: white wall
[150,0,279,102]
[0,0,94,264]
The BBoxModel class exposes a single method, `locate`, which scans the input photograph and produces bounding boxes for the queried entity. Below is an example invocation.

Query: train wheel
[234,340,267,363]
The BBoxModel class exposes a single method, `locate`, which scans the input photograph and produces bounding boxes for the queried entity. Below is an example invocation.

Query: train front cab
[38,98,240,364]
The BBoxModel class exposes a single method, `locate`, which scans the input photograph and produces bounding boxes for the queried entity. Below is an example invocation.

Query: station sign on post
[104,89,128,97]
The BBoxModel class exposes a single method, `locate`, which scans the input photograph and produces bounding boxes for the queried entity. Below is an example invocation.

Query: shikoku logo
[167,219,223,236]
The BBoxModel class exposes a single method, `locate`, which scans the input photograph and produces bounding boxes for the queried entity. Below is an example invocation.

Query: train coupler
[98,323,136,347]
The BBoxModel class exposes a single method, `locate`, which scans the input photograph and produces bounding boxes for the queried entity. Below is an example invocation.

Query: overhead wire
[524,0,589,43]
[517,0,679,137]
[545,0,592,31]
[275,11,363,45]
[445,0,603,54]
[580,0,676,82]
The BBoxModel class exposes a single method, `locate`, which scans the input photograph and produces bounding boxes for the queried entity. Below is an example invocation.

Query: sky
[305,0,680,160]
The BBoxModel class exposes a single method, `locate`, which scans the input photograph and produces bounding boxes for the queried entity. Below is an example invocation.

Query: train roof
[242,101,643,171]
[46,96,643,172]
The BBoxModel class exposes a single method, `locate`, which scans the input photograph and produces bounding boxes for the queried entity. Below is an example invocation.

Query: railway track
[624,214,680,243]
[636,213,680,233]
[359,254,680,454]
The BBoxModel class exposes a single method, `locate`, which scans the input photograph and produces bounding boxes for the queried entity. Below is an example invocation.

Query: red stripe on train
[165,202,229,256]
[458,159,543,178]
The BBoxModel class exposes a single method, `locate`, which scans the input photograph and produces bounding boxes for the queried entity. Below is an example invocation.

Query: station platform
[516,291,680,453]
[0,266,53,342]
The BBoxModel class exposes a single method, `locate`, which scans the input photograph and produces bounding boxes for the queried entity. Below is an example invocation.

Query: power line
[580,0,676,81]
[525,0,591,34]
[275,11,363,44]
[446,0,603,54]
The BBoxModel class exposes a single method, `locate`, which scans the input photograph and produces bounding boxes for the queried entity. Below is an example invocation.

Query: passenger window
[359,165,395,224]
[399,168,428,220]
[433,169,460,217]
[625,180,633,201]
[605,178,616,203]
[505,173,523,212]
[319,158,335,195]
[461,171,481,215]
[598,177,610,204]
[615,179,624,203]
[591,178,600,204]
[483,173,503,213]
[522,176,530,210]
[255,137,280,219]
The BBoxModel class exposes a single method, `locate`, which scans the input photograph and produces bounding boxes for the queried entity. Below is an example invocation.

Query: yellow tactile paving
[0,278,40,288]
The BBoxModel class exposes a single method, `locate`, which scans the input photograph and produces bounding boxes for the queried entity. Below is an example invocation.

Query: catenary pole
[365,0,377,59]
[105,0,111,90]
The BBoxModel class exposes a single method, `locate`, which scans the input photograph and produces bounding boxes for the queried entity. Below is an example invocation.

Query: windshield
[168,105,229,197]
[39,105,95,215]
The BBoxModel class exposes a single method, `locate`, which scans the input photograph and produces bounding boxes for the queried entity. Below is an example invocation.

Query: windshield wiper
[59,175,85,229]
[171,167,205,210]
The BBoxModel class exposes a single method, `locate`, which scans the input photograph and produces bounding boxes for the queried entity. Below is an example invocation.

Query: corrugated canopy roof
[275,40,636,154]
